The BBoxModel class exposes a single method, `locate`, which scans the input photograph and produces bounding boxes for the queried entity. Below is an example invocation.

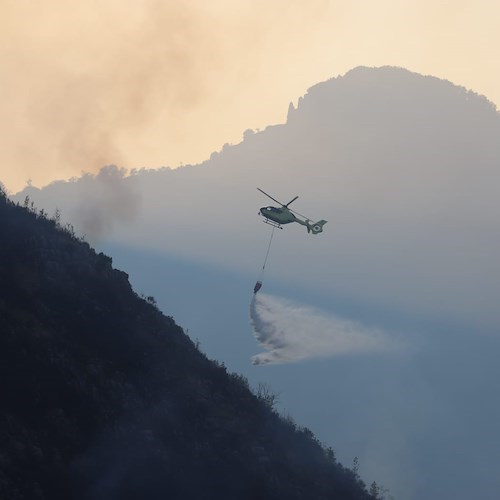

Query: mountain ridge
[289,66,498,123]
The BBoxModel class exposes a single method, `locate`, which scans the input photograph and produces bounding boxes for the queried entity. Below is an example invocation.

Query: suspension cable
[263,225,276,271]
[261,225,275,274]
[253,225,277,294]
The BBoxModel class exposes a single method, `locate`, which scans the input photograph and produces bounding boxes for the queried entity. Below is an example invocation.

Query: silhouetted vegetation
[0,189,377,499]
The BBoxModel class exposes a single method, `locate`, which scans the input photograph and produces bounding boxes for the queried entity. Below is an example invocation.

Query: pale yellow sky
[2,0,499,192]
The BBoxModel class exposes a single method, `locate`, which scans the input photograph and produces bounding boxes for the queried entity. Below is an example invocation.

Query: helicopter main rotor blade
[285,195,299,207]
[288,207,310,220]
[257,188,312,219]
[257,188,284,206]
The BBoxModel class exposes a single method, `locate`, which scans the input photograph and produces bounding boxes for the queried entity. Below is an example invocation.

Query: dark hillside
[0,188,374,500]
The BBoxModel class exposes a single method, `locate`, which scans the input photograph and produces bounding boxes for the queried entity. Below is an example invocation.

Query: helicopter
[257,188,327,234]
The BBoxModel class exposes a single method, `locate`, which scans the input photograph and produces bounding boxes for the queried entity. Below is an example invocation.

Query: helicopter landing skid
[263,219,283,229]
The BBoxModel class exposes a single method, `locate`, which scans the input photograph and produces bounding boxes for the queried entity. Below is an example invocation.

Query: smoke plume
[67,165,141,242]
[250,293,396,365]
[2,0,330,192]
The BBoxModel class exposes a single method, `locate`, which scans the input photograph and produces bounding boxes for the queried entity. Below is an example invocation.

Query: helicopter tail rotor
[306,219,327,234]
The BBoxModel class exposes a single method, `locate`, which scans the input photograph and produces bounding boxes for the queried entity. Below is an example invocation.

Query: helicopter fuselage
[257,188,327,234]
[260,206,297,225]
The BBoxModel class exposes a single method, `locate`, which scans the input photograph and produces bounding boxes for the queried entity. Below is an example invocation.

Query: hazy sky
[2,0,500,192]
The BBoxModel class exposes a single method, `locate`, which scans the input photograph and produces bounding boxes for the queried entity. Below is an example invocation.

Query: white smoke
[250,293,398,365]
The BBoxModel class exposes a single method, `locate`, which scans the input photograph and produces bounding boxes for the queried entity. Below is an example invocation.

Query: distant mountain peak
[287,65,498,125]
